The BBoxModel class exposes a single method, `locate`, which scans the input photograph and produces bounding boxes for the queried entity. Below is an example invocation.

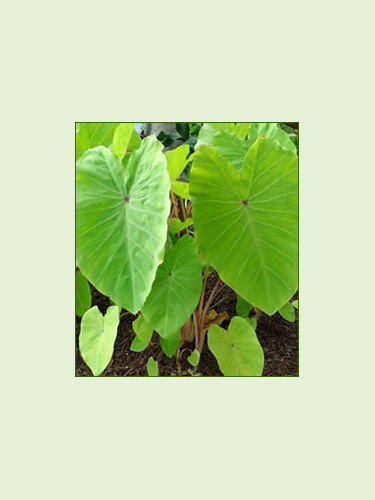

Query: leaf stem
[170,192,180,219]
[193,310,200,351]
[198,264,209,319]
[177,196,187,222]
[186,201,193,218]
[200,277,221,332]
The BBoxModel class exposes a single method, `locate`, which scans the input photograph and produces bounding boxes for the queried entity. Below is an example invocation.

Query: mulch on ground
[75,273,298,377]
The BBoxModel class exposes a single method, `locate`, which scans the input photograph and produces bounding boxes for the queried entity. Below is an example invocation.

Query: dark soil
[75,273,298,377]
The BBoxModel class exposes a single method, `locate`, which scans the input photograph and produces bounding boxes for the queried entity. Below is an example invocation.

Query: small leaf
[208,316,264,376]
[112,123,135,159]
[79,306,120,376]
[169,217,193,234]
[160,332,180,358]
[292,300,299,309]
[130,335,150,352]
[165,144,190,181]
[187,349,200,367]
[171,180,190,199]
[165,145,191,199]
[278,302,296,322]
[132,315,153,344]
[147,357,159,376]
[236,296,252,318]
[75,270,91,317]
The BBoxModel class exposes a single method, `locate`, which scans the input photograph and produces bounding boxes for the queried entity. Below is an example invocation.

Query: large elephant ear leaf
[208,316,264,376]
[79,305,120,376]
[247,123,296,152]
[141,235,202,338]
[190,137,298,315]
[76,122,119,160]
[76,136,170,313]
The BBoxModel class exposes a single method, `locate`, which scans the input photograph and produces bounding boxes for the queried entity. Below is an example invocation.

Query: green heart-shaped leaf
[75,270,91,317]
[278,302,295,322]
[190,137,298,314]
[79,305,120,376]
[187,349,200,367]
[171,180,190,199]
[76,136,170,313]
[130,335,150,352]
[208,316,264,376]
[141,235,202,338]
[169,217,193,234]
[132,315,153,344]
[147,357,159,376]
[160,332,180,358]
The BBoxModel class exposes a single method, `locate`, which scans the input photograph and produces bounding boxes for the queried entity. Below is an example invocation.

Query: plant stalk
[200,277,221,333]
[170,192,179,219]
[177,197,187,222]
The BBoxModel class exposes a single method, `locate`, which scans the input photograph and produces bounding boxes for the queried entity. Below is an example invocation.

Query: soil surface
[76,273,298,377]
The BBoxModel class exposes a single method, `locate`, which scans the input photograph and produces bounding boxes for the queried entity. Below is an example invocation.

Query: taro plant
[75,122,298,376]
